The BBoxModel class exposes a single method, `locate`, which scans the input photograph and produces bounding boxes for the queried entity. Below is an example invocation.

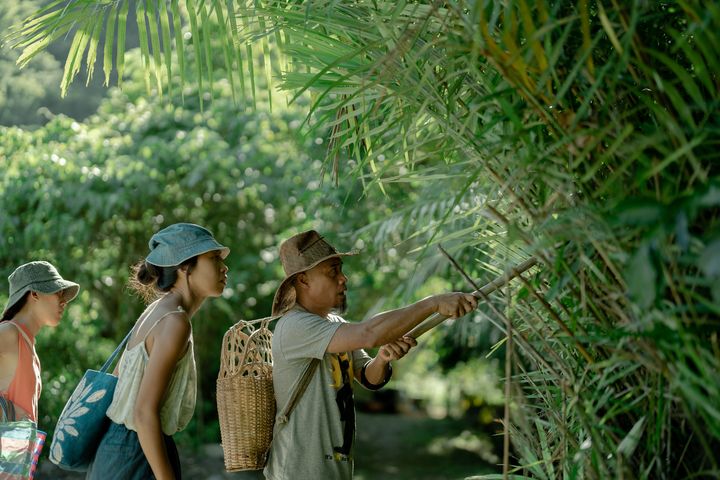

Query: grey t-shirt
[264,307,372,480]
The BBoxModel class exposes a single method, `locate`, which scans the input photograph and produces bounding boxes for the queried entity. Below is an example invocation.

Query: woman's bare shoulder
[0,322,20,349]
[0,322,20,345]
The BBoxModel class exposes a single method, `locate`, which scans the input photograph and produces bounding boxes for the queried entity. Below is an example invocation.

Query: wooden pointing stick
[406,251,538,339]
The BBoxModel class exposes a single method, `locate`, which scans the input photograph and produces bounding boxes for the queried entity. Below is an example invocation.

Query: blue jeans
[86,421,181,480]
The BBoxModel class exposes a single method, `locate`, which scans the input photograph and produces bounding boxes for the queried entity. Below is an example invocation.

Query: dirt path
[354,412,498,480]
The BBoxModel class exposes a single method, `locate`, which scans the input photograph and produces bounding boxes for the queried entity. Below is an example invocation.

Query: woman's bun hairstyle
[136,262,160,285]
[129,258,198,303]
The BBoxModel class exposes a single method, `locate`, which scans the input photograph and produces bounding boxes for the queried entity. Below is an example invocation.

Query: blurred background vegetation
[3,0,720,478]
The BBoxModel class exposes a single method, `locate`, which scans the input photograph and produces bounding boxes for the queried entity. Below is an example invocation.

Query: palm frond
[4,0,277,104]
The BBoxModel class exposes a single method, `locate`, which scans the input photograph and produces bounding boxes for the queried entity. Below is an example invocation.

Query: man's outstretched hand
[378,336,418,361]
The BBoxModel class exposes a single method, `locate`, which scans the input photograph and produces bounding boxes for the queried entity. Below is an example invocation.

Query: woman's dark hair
[129,257,198,303]
[1,291,31,321]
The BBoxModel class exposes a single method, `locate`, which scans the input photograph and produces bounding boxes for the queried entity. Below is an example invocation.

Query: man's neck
[296,299,329,318]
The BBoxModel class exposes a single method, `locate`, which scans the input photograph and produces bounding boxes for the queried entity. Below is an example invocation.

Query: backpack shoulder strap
[276,358,320,425]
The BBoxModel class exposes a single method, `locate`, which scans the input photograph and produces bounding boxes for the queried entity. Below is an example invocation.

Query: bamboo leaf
[186,0,204,109]
[102,5,117,86]
[237,1,257,110]
[213,1,236,102]
[226,0,246,102]
[116,0,129,89]
[580,124,634,183]
[135,0,153,94]
[518,0,548,72]
[646,49,705,111]
[552,24,601,108]
[170,0,185,100]
[255,11,274,112]
[578,0,595,77]
[535,418,555,479]
[6,3,70,45]
[597,2,623,55]
[199,1,214,100]
[641,134,705,181]
[85,10,103,85]
[15,18,78,68]
[15,34,56,69]
[145,0,165,96]
[60,18,93,97]
[158,0,174,97]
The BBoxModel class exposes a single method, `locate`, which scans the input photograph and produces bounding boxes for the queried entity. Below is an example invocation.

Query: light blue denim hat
[145,223,230,267]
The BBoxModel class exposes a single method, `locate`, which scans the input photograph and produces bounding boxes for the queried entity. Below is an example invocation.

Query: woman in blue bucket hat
[86,223,229,480]
[1,261,80,423]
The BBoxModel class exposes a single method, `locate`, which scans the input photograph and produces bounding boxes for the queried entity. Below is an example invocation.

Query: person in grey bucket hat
[1,261,80,422]
[86,223,229,480]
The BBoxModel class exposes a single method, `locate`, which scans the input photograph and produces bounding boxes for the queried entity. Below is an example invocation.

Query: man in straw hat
[265,230,477,480]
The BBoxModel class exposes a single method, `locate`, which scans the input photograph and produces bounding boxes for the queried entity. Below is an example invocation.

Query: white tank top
[106,305,197,435]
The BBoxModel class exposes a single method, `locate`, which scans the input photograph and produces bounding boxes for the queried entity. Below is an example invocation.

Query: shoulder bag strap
[0,395,17,422]
[276,358,320,425]
[99,329,133,373]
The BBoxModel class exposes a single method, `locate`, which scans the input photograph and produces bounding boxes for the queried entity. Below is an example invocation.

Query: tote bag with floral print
[49,331,131,471]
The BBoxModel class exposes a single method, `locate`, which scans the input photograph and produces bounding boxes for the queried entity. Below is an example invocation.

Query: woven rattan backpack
[217,317,319,471]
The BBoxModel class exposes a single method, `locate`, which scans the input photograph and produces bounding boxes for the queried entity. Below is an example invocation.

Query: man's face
[304,258,348,314]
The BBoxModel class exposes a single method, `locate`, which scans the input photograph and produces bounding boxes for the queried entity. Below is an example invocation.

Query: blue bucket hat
[145,223,230,267]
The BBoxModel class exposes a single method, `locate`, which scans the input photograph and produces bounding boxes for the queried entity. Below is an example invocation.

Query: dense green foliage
[250,3,720,478]
[6,0,720,478]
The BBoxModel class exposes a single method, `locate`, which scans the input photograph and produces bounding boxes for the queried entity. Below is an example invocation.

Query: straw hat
[146,223,229,267]
[2,261,80,317]
[272,230,356,316]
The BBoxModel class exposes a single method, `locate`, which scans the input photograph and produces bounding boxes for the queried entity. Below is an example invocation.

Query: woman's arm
[133,313,191,480]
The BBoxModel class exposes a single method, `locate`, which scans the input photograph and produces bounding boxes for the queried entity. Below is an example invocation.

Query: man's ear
[29,291,40,301]
[295,272,309,290]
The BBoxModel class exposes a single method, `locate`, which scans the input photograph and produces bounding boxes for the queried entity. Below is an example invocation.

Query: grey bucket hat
[146,223,229,267]
[2,261,80,317]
